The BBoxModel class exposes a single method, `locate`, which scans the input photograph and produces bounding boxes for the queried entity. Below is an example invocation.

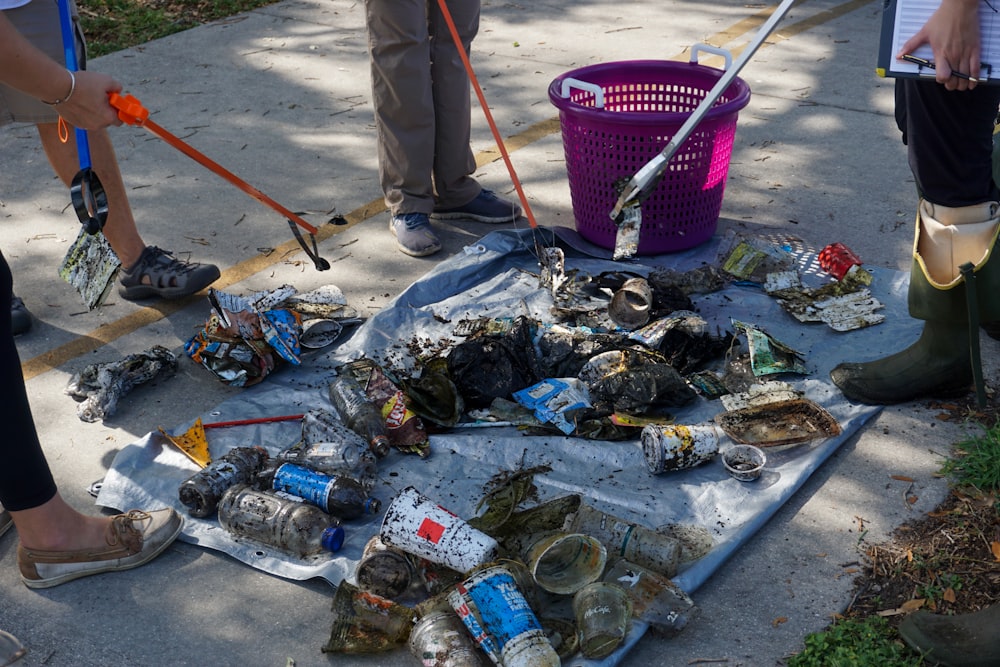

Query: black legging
[896,78,1000,207]
[0,251,57,511]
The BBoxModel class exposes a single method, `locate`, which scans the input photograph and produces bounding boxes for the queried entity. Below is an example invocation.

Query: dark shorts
[0,0,86,126]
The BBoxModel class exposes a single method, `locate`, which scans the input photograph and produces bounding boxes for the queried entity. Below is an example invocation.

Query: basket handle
[689,43,733,70]
[559,77,605,109]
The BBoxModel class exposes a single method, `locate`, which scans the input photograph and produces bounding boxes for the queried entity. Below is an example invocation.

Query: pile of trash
[324,481,708,664]
[95,229,887,665]
[164,402,708,663]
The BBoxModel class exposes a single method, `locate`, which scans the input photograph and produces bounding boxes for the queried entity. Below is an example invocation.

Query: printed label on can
[273,463,334,509]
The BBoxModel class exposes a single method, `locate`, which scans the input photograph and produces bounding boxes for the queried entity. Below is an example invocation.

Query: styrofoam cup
[380,486,499,574]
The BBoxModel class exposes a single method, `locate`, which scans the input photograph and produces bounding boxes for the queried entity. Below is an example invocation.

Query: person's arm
[0,14,122,128]
[897,0,981,90]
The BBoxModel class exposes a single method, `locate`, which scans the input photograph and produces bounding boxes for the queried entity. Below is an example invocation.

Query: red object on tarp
[818,242,862,280]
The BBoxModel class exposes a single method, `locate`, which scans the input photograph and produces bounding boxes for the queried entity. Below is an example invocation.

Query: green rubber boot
[899,604,1000,667]
[831,200,1000,405]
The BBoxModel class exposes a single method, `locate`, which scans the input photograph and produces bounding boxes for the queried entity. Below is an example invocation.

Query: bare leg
[8,492,112,552]
[37,122,146,269]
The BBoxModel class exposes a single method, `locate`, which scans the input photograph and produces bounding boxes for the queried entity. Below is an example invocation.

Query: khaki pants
[364,0,481,215]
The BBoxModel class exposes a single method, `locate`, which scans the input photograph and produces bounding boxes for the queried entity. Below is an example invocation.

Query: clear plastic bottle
[277,437,378,490]
[328,375,391,458]
[178,446,270,518]
[603,557,699,637]
[566,503,681,578]
[272,462,381,520]
[217,484,345,557]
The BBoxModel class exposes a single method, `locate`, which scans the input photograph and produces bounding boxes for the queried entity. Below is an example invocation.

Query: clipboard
[877,0,1000,83]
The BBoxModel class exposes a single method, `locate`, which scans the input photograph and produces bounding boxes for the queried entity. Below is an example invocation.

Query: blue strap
[55,0,90,169]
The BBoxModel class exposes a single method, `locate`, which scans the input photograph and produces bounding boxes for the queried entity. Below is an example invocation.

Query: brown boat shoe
[17,508,183,589]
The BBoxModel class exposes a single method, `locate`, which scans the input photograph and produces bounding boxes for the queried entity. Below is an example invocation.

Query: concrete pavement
[1,0,989,664]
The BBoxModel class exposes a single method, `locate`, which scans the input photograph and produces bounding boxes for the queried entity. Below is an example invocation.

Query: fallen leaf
[891,475,915,482]
[843,567,859,574]
[907,495,919,504]
[943,588,956,603]
[992,541,1000,561]
[901,598,926,612]
[906,549,914,562]
[772,617,788,627]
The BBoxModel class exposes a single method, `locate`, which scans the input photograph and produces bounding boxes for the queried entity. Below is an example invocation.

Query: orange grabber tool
[109,92,330,271]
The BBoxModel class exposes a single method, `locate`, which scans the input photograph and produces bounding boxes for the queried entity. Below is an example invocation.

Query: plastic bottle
[217,484,345,557]
[328,375,391,458]
[603,557,699,637]
[178,446,270,518]
[277,437,378,490]
[566,503,681,578]
[272,462,381,520]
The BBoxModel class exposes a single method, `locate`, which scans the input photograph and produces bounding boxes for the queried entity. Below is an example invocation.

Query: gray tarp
[98,227,908,665]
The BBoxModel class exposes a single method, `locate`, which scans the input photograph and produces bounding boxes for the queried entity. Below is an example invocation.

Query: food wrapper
[512,377,592,435]
[185,286,302,387]
[340,359,430,457]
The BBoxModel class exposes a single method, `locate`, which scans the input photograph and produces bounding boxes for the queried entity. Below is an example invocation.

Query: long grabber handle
[610,0,797,221]
[435,0,537,229]
[110,93,330,270]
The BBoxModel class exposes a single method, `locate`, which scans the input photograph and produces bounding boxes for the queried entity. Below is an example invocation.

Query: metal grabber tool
[108,93,331,272]
[55,0,123,311]
[435,0,565,292]
[609,0,797,260]
[56,0,106,234]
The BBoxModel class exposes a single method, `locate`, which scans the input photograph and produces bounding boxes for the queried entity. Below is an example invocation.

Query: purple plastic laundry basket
[548,59,751,255]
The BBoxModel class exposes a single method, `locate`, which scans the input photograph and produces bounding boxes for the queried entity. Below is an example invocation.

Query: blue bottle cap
[322,525,346,552]
[364,497,382,515]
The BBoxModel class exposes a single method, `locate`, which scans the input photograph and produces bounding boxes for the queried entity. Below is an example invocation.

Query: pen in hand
[900,54,981,82]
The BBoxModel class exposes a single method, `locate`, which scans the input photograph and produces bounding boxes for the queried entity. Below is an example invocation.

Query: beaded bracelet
[44,70,76,106]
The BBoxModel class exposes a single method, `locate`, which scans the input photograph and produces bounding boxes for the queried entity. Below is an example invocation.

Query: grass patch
[80,0,279,57]
[786,616,924,667]
[790,408,1000,667]
[940,422,1000,491]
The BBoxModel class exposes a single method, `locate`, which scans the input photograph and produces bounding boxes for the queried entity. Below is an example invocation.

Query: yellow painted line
[20,201,386,382]
[21,0,873,381]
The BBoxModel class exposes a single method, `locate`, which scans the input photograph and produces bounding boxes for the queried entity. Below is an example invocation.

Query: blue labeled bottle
[272,462,381,520]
